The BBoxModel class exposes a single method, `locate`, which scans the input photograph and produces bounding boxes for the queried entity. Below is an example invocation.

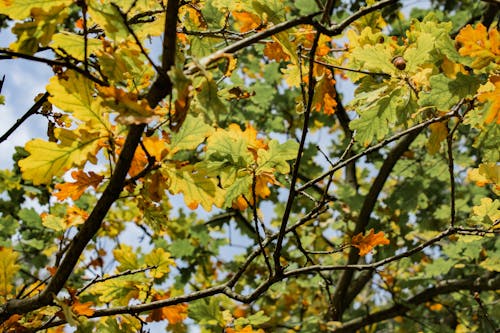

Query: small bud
[392,56,406,70]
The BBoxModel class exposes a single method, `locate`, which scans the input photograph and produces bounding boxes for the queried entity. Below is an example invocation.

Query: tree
[0,0,499,332]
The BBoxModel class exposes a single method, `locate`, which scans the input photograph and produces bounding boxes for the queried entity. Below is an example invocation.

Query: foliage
[0,0,499,332]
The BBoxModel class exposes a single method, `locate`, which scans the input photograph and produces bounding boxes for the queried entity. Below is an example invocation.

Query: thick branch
[332,129,422,319]
[331,273,500,333]
[0,0,180,323]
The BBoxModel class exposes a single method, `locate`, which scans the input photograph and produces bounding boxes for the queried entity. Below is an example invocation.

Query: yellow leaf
[113,245,139,272]
[54,170,104,201]
[468,162,500,192]
[47,71,110,132]
[0,0,72,20]
[18,129,104,185]
[227,325,265,333]
[144,248,175,279]
[0,247,20,299]
[51,32,102,61]
[351,229,390,256]
[127,136,169,177]
[427,121,448,155]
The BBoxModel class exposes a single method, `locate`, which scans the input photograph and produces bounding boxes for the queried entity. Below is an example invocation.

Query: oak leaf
[477,75,500,124]
[146,293,188,324]
[54,170,104,201]
[72,300,95,316]
[232,11,261,32]
[455,23,500,69]
[351,229,390,256]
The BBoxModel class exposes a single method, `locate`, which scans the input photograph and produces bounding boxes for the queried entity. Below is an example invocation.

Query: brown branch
[332,127,423,319]
[0,92,49,144]
[330,273,500,333]
[273,32,321,273]
[0,49,108,86]
[296,101,464,193]
[0,0,180,323]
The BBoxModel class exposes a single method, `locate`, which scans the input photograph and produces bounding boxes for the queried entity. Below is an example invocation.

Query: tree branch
[330,273,500,333]
[0,92,49,144]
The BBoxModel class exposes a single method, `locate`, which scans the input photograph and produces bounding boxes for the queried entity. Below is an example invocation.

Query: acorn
[392,56,406,70]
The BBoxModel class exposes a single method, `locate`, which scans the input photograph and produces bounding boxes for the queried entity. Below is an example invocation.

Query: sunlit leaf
[351,229,390,256]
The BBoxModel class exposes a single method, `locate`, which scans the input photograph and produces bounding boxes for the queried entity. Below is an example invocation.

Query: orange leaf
[72,300,95,316]
[128,136,169,177]
[455,24,499,69]
[227,325,265,333]
[263,41,290,62]
[313,73,337,115]
[232,11,261,33]
[54,170,104,201]
[351,229,390,256]
[477,75,500,124]
[146,293,188,324]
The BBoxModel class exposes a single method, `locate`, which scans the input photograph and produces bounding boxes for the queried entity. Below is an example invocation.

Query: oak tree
[0,0,499,332]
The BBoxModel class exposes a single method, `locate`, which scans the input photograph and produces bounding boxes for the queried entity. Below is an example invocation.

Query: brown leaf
[54,170,104,201]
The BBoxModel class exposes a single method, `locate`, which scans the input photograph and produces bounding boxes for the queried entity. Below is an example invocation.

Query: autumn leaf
[232,11,261,32]
[0,0,72,20]
[54,170,104,201]
[427,121,448,154]
[312,72,337,115]
[226,325,265,333]
[72,300,95,316]
[127,136,169,177]
[263,41,290,62]
[455,23,500,69]
[144,248,175,279]
[477,75,500,124]
[146,293,188,324]
[351,229,390,256]
[18,128,104,185]
[0,247,20,298]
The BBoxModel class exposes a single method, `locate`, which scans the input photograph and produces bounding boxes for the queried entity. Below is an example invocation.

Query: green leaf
[168,114,214,156]
[423,258,455,277]
[41,214,65,232]
[195,77,227,122]
[349,43,396,75]
[188,297,223,326]
[294,0,319,15]
[350,86,415,145]
[257,139,298,174]
[418,73,481,110]
[163,164,225,211]
[234,310,270,327]
[87,2,128,41]
[113,245,140,272]
[169,239,195,258]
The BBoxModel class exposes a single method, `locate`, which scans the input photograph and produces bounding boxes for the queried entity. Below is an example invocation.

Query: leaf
[168,114,214,156]
[144,248,175,279]
[128,136,169,177]
[98,86,160,125]
[169,239,195,258]
[256,139,298,174]
[146,293,188,324]
[0,0,72,20]
[10,5,68,54]
[455,23,500,69]
[47,71,110,132]
[427,121,448,154]
[54,170,104,201]
[313,73,337,115]
[351,229,390,256]
[188,297,223,326]
[468,163,500,193]
[350,85,415,145]
[0,247,20,298]
[51,32,102,61]
[226,325,265,333]
[418,73,480,111]
[164,164,225,211]
[87,274,148,305]
[87,2,128,41]
[72,300,95,316]
[349,42,396,75]
[477,75,500,124]
[18,129,104,185]
[113,245,140,272]
[232,11,261,32]
[471,198,500,225]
